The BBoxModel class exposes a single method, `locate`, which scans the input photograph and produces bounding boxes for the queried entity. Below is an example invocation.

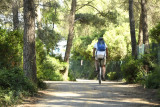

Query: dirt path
[18,79,160,107]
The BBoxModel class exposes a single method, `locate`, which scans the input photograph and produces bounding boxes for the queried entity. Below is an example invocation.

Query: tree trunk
[63,0,76,81]
[129,0,137,59]
[12,0,19,30]
[138,12,143,45]
[141,0,149,73]
[141,0,149,54]
[23,0,37,83]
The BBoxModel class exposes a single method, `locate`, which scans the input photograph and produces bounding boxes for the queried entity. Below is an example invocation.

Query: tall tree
[138,12,143,45]
[23,0,37,82]
[141,0,149,73]
[141,0,149,54]
[64,0,77,80]
[129,0,137,58]
[12,0,19,30]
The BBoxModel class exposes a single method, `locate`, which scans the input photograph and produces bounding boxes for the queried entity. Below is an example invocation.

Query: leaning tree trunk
[129,0,137,59]
[23,0,37,83]
[63,0,76,81]
[141,0,149,54]
[12,0,19,30]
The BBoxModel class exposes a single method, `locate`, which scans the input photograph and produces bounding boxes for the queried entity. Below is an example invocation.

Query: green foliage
[103,23,131,60]
[0,28,23,69]
[36,38,66,81]
[145,66,160,89]
[0,67,36,92]
[42,1,60,24]
[121,57,143,83]
[68,70,76,81]
[37,79,47,90]
[51,54,64,62]
[150,22,160,43]
[37,27,62,54]
[38,1,61,54]
[100,10,119,24]
[106,61,122,80]
[73,23,131,61]
[121,52,158,84]
[36,38,47,67]
[37,56,67,81]
[75,13,106,27]
[0,67,37,105]
[141,54,157,71]
[0,29,48,105]
[72,30,106,60]
[107,72,119,80]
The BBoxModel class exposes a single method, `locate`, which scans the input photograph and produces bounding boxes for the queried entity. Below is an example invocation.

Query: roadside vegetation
[0,29,65,105]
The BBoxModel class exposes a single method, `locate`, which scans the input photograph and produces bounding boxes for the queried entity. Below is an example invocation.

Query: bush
[36,38,47,65]
[36,38,68,81]
[150,22,160,43]
[0,67,37,106]
[121,57,143,83]
[106,61,122,80]
[0,28,23,69]
[0,67,37,93]
[107,72,119,80]
[37,56,67,81]
[121,53,158,84]
[141,54,157,71]
[37,79,47,90]
[145,66,160,89]
[68,70,76,81]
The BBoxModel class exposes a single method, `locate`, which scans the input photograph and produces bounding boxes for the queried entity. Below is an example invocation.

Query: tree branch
[76,1,93,11]
[76,3,102,15]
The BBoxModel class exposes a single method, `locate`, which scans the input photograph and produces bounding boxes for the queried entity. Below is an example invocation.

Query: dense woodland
[0,0,160,105]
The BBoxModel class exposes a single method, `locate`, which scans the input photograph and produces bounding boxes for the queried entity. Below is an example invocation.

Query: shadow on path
[18,80,160,107]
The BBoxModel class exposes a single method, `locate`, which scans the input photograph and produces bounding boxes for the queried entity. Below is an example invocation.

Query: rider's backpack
[96,39,106,59]
[97,39,106,51]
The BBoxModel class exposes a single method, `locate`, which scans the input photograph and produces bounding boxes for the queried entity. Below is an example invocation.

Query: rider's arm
[93,48,96,57]
[106,48,108,58]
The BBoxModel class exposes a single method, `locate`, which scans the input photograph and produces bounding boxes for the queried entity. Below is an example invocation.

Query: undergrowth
[0,67,38,106]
